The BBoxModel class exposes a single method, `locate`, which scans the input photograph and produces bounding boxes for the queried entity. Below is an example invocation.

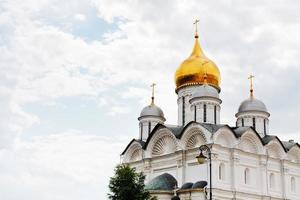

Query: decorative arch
[214,127,237,148]
[266,140,285,159]
[180,124,209,149]
[287,146,300,163]
[182,128,206,149]
[239,131,264,154]
[123,142,143,163]
[146,128,178,157]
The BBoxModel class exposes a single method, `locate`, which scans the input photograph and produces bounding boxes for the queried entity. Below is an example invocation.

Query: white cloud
[74,13,86,22]
[0,131,126,200]
[107,105,130,116]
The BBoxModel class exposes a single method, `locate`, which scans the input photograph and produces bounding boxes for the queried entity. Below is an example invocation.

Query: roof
[121,121,299,155]
[145,173,177,191]
[139,104,165,121]
[237,97,269,114]
[120,139,145,156]
[282,140,300,151]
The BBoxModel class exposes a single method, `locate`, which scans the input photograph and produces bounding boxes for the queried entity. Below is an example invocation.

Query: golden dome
[175,34,221,92]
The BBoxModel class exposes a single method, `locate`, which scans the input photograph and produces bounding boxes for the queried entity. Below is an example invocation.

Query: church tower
[138,83,165,141]
[174,20,222,125]
[236,75,270,136]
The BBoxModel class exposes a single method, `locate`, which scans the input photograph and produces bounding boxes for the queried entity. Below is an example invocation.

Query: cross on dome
[248,74,255,98]
[150,83,156,105]
[193,19,200,38]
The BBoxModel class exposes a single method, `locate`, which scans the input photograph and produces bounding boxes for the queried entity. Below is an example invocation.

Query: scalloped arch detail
[130,148,142,162]
[287,147,300,163]
[186,133,206,149]
[152,135,177,156]
[240,133,263,154]
[266,141,285,159]
[181,126,207,149]
[214,129,236,148]
[123,142,143,163]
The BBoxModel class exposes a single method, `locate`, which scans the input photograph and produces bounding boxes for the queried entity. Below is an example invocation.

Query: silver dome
[139,104,165,119]
[191,84,219,99]
[238,97,268,113]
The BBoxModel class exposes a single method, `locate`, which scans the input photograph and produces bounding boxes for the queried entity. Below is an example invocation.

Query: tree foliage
[108,164,157,200]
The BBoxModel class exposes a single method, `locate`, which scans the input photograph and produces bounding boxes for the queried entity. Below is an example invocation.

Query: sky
[0,0,300,199]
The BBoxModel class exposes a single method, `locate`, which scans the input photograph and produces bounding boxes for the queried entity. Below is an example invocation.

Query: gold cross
[193,19,200,37]
[248,74,254,97]
[150,83,156,104]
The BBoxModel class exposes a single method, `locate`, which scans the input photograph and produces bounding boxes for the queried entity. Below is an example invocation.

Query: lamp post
[196,144,212,200]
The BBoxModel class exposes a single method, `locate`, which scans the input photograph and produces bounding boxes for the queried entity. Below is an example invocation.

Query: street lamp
[196,144,212,200]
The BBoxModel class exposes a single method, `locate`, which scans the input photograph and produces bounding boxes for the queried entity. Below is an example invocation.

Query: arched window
[291,177,296,192]
[244,168,250,184]
[270,173,275,189]
[219,163,225,180]
[252,117,256,130]
[203,104,207,123]
[242,118,244,126]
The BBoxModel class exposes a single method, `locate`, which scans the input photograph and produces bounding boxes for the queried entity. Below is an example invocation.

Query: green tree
[108,164,157,200]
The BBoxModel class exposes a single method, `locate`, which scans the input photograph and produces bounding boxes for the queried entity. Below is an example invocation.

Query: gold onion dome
[175,32,221,92]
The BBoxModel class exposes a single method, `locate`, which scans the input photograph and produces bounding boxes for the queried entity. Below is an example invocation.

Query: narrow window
[244,168,250,184]
[203,104,207,123]
[242,118,244,126]
[194,105,197,121]
[291,177,296,192]
[270,173,275,189]
[264,119,266,134]
[182,96,185,125]
[140,122,143,139]
[219,163,225,180]
[214,105,217,124]
[252,117,256,130]
[148,121,151,135]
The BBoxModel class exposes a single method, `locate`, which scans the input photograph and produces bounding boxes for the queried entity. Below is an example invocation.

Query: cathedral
[121,24,300,200]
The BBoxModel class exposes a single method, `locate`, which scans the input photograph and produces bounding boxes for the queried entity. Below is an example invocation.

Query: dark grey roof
[282,140,300,151]
[181,182,193,189]
[122,121,300,156]
[232,126,251,137]
[120,139,145,155]
[145,173,177,191]
[192,181,207,189]
[261,135,277,145]
[165,124,185,138]
[201,123,225,133]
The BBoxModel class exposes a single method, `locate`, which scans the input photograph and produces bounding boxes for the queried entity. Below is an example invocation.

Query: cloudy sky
[0,0,300,199]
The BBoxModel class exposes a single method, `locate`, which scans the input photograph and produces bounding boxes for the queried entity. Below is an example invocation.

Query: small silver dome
[191,84,219,99]
[238,97,268,113]
[139,104,165,119]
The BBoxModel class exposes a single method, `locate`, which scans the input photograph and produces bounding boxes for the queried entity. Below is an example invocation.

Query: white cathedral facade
[121,28,300,200]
